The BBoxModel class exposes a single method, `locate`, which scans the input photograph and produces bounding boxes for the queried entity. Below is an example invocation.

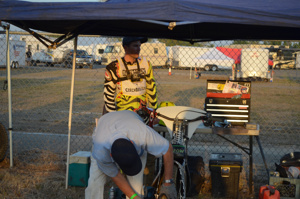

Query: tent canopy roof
[1,0,300,42]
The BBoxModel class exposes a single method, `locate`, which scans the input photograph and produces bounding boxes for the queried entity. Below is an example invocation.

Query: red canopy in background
[216,47,273,66]
[216,47,242,64]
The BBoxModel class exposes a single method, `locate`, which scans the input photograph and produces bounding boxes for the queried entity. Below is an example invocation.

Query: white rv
[101,42,167,67]
[237,48,272,81]
[91,44,106,64]
[0,39,26,68]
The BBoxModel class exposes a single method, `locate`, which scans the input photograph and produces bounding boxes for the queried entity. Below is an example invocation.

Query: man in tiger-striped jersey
[103,37,157,114]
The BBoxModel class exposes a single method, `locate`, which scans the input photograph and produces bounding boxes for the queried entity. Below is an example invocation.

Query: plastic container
[209,153,243,198]
[270,176,300,199]
[68,151,91,187]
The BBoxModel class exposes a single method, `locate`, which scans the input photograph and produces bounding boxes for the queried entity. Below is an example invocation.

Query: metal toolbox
[205,80,251,126]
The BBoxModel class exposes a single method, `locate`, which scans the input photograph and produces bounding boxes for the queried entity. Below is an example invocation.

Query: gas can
[259,185,280,199]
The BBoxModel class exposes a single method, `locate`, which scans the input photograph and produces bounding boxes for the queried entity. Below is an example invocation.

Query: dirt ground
[0,149,256,199]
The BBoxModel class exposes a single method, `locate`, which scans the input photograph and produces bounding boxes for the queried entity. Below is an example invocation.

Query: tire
[10,61,15,68]
[204,65,210,71]
[11,61,19,69]
[186,156,205,197]
[64,60,72,68]
[173,161,187,199]
[211,65,218,71]
[155,157,163,176]
[11,61,19,68]
[31,60,36,66]
[153,159,187,199]
[0,122,8,162]
[46,62,54,67]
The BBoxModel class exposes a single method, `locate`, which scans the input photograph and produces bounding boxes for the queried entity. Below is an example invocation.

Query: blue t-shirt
[92,110,169,177]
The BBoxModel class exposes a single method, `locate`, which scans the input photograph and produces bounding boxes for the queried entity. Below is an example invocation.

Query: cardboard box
[68,151,91,187]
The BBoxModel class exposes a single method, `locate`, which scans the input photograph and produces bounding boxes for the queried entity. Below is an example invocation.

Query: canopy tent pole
[65,36,78,189]
[4,24,14,168]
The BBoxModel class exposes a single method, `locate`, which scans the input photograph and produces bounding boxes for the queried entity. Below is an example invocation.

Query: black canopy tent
[2,0,300,44]
[1,0,300,189]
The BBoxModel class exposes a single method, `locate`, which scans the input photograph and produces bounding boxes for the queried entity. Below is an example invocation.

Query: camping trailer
[295,52,300,69]
[194,48,235,71]
[91,44,107,64]
[168,46,211,69]
[0,39,26,68]
[237,48,272,81]
[101,42,168,67]
[78,43,107,64]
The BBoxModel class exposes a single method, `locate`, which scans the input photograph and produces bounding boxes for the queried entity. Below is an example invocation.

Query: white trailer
[168,46,211,68]
[101,42,168,67]
[20,35,74,64]
[0,39,26,68]
[194,48,235,71]
[238,48,272,81]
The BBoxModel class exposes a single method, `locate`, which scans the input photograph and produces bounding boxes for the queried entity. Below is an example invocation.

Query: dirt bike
[110,105,228,199]
[142,105,227,199]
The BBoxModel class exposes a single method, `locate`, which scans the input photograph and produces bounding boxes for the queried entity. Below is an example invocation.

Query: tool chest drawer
[205,80,251,126]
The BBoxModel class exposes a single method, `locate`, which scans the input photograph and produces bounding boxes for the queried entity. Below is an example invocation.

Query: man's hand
[159,183,177,199]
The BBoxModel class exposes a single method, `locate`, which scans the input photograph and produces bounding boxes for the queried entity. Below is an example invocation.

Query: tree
[158,39,210,47]
[232,40,260,44]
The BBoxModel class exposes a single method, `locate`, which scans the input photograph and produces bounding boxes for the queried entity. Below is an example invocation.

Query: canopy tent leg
[65,36,78,189]
[4,24,14,168]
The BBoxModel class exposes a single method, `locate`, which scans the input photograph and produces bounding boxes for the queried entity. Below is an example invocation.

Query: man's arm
[159,143,177,199]
[163,142,174,182]
[111,171,141,199]
[103,64,117,113]
[145,61,157,109]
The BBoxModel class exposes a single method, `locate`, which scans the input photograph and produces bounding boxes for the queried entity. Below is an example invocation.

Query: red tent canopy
[216,47,273,66]
[216,47,242,64]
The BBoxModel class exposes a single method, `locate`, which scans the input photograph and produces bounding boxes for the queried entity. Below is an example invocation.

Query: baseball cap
[111,138,142,176]
[122,37,148,46]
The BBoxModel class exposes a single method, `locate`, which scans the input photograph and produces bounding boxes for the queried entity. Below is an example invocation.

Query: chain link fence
[0,31,299,196]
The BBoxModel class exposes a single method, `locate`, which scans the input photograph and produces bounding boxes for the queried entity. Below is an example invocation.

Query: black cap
[122,37,148,46]
[111,138,142,176]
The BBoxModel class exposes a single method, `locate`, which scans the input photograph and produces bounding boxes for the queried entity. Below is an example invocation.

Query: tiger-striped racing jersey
[104,57,157,112]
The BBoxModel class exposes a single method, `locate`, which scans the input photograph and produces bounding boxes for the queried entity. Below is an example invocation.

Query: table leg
[249,136,253,195]
[255,136,270,182]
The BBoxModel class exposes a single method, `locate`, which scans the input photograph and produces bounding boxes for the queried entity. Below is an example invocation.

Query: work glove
[158,183,177,199]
